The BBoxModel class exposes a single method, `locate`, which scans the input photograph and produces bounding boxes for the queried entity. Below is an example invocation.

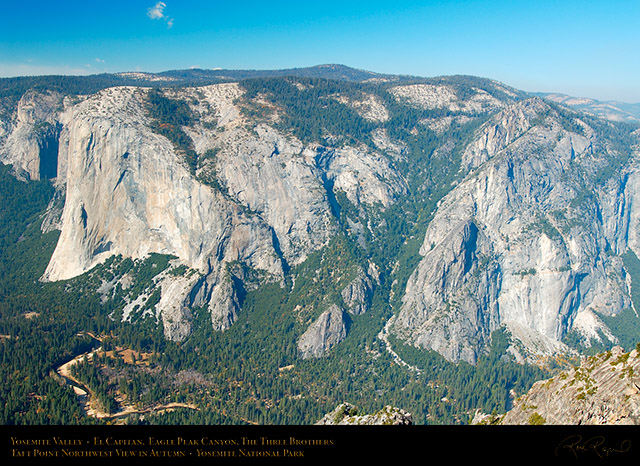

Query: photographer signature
[556,435,631,459]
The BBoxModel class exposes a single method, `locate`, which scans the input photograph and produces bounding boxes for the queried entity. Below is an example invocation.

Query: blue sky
[1,0,638,102]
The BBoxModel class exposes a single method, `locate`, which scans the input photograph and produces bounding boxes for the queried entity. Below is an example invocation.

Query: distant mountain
[0,64,523,105]
[0,64,403,102]
[152,63,399,83]
[536,92,640,123]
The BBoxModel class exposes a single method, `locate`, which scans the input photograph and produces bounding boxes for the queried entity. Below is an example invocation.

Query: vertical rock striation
[391,97,638,363]
[29,82,403,343]
[40,86,286,337]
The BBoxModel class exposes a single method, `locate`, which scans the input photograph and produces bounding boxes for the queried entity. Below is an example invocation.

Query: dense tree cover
[0,65,391,117]
[389,330,548,416]
[0,164,99,424]
[0,74,134,103]
[145,88,199,173]
[0,163,55,259]
[0,177,549,426]
[0,163,173,424]
[241,77,377,146]
[159,64,387,84]
[26,226,550,425]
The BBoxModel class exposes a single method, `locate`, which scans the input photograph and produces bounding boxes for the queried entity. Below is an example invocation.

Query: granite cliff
[391,96,640,363]
[1,66,639,368]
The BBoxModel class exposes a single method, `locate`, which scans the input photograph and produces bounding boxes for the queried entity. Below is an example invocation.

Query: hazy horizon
[2,0,639,103]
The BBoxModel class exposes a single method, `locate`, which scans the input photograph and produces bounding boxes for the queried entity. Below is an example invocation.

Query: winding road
[55,339,199,420]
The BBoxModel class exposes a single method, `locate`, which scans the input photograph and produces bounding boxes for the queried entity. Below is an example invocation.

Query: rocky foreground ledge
[474,345,640,425]
[317,403,413,425]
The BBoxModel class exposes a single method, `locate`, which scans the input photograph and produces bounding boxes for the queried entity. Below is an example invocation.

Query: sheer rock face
[153,266,202,341]
[296,268,374,358]
[38,86,287,338]
[391,98,638,364]
[492,346,640,425]
[41,86,285,282]
[0,89,65,181]
[183,84,404,268]
[8,83,401,342]
[394,220,501,364]
[188,105,337,266]
[297,305,348,359]
[460,97,550,171]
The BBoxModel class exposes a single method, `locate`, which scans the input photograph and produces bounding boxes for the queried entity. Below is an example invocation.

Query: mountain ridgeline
[1,65,639,425]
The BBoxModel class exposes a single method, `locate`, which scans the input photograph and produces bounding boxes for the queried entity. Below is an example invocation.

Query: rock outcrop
[341,268,374,316]
[317,403,413,425]
[297,304,348,359]
[27,80,411,344]
[34,86,290,338]
[390,83,504,114]
[393,220,501,363]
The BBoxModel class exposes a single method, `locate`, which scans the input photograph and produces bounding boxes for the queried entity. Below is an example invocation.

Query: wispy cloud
[147,2,174,28]
[147,2,166,20]
[0,63,94,77]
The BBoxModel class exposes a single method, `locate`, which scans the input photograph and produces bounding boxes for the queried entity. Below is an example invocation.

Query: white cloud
[95,58,105,63]
[147,2,174,28]
[147,2,167,20]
